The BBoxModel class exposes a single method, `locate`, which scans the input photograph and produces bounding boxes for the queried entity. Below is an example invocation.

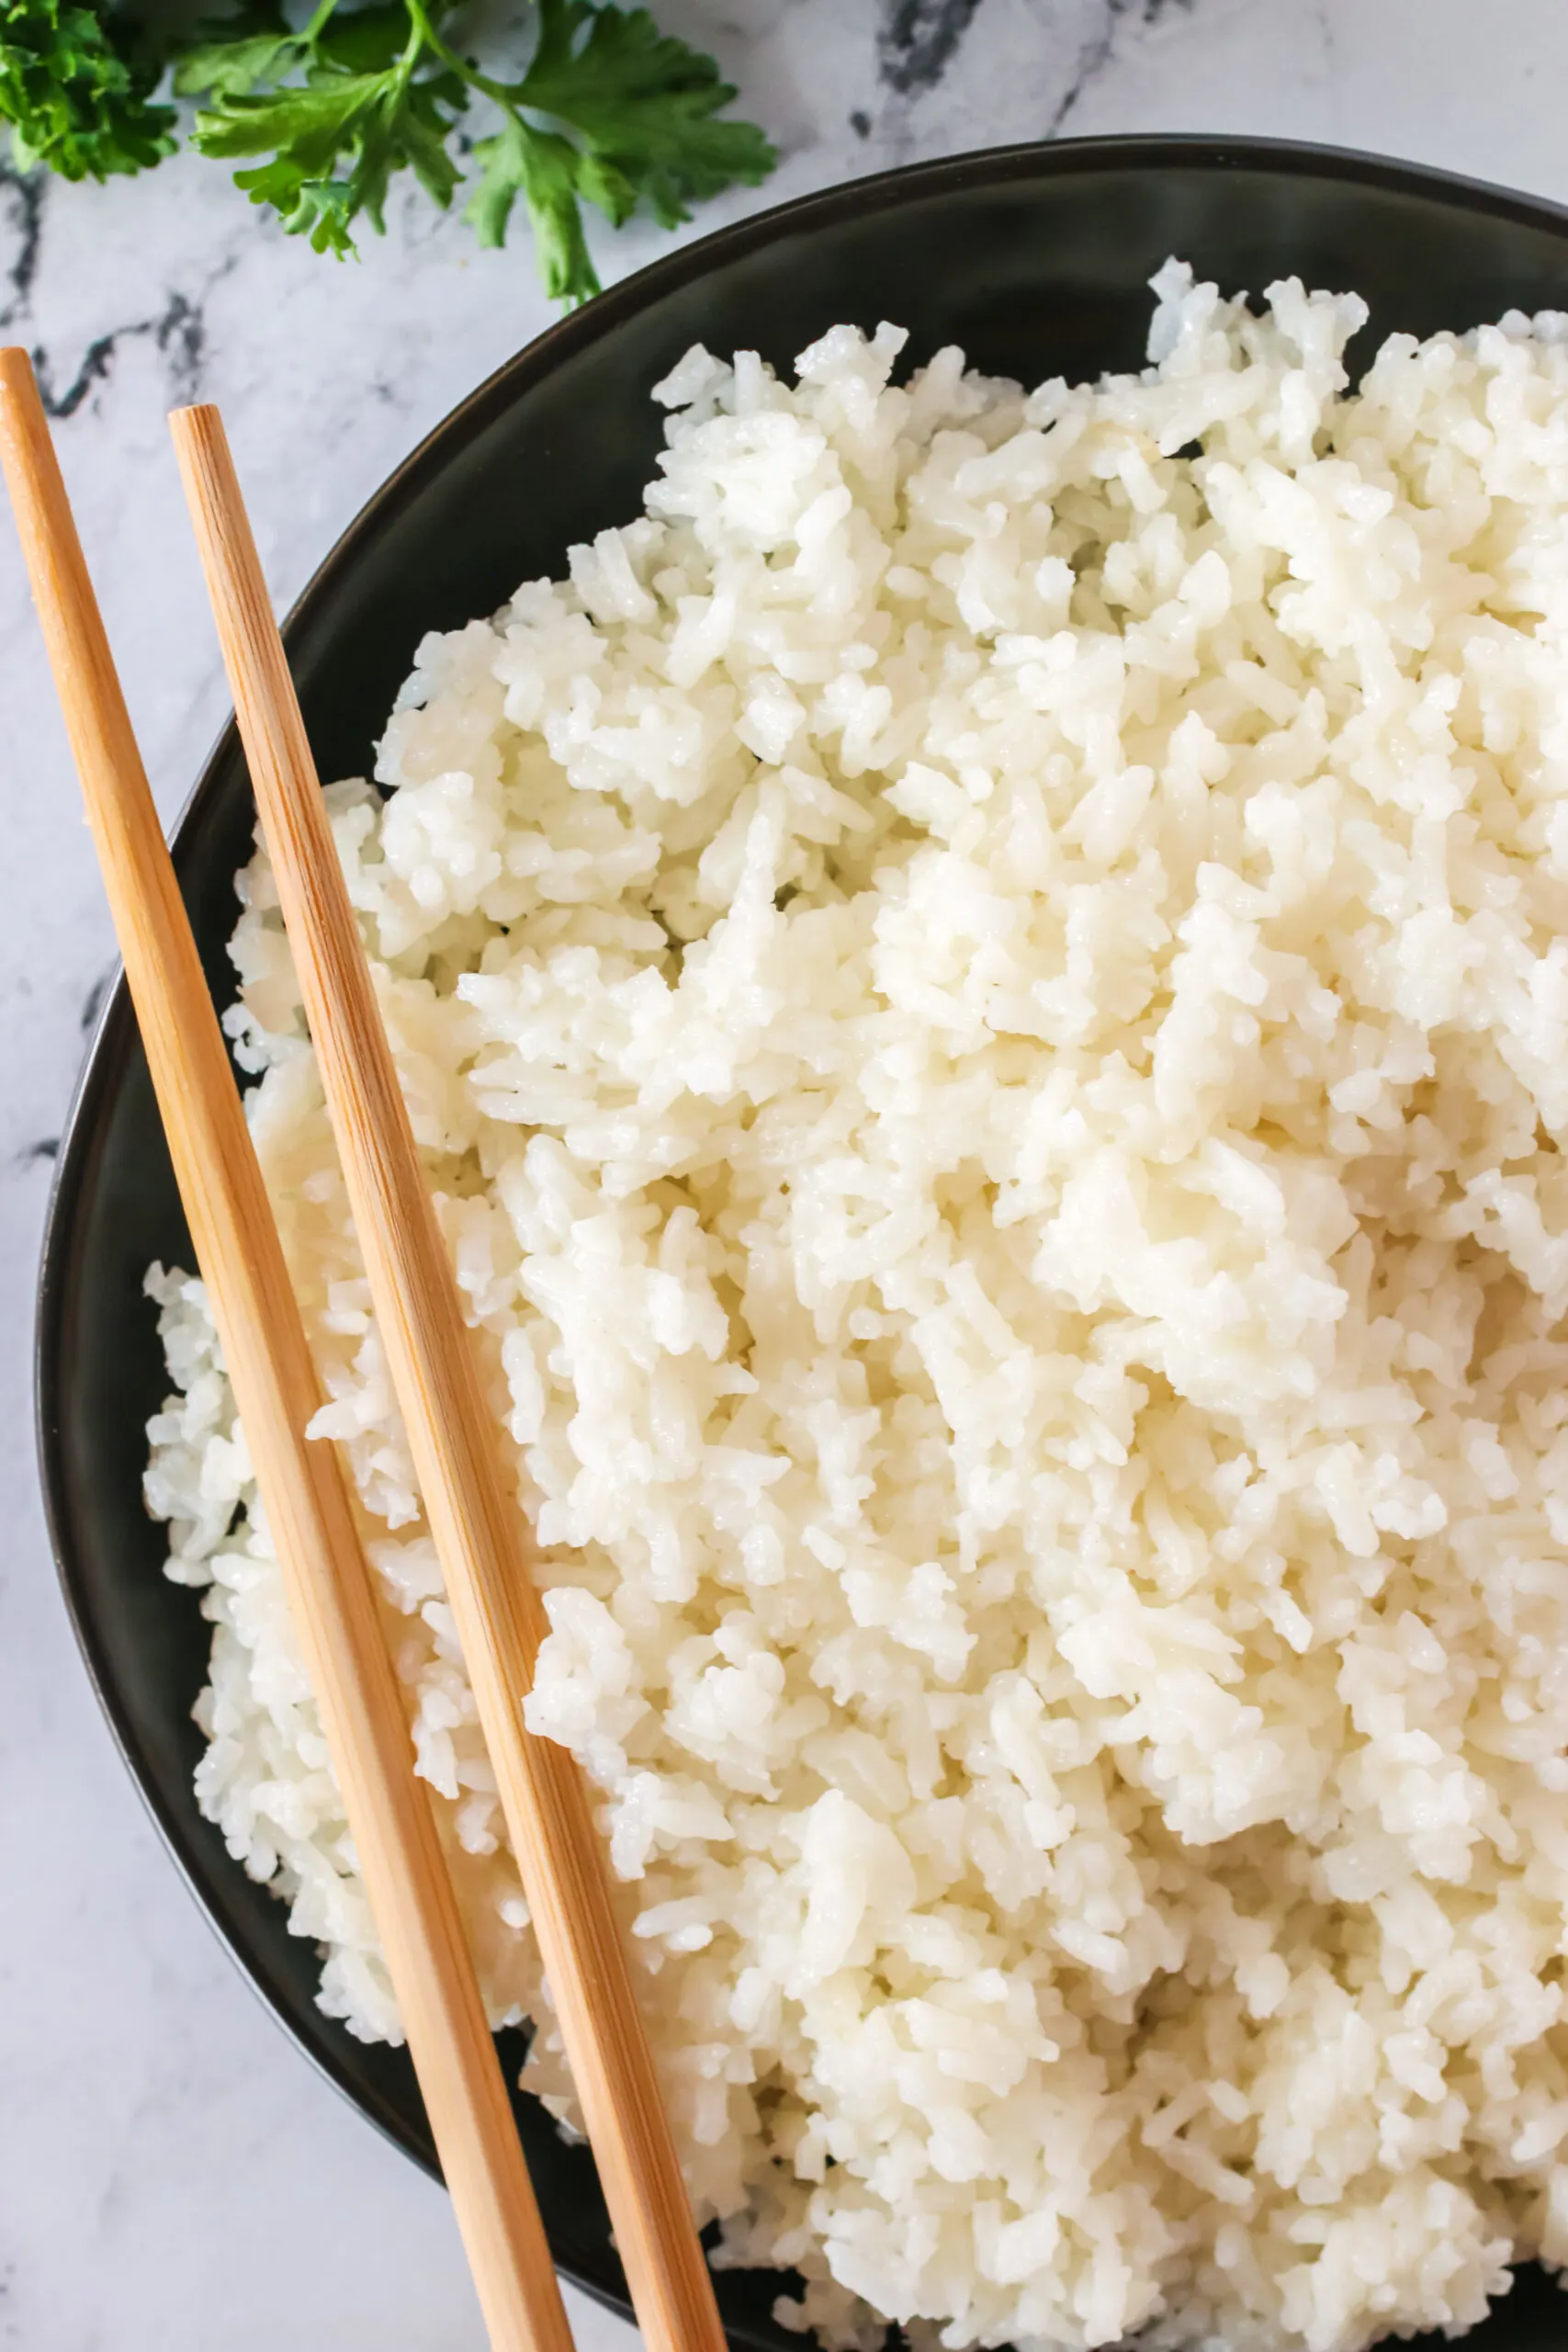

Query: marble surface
[7,1,1568,2344]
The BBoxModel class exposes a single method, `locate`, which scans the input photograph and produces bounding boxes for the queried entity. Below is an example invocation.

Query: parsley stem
[404,0,527,115]
[367,0,429,111]
[299,0,342,46]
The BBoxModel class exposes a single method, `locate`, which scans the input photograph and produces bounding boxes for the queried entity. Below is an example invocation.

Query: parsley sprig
[0,0,775,303]
[0,0,174,179]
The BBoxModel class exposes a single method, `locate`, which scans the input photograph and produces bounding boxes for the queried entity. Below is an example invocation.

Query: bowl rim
[34,121,1568,2289]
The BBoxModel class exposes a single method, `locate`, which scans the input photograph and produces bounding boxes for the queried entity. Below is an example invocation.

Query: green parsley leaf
[462,106,526,250]
[312,0,419,74]
[378,67,463,211]
[0,0,175,180]
[185,3,468,256]
[456,0,774,304]
[172,0,298,103]
[197,74,384,253]
[466,114,598,302]
[518,0,775,233]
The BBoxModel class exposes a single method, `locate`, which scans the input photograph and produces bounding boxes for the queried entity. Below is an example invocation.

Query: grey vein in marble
[877,0,988,96]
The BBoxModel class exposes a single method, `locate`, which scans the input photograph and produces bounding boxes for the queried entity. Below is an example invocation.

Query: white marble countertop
[6,2,1568,2344]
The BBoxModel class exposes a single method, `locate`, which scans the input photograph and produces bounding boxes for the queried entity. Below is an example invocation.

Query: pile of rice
[144,263,1568,2352]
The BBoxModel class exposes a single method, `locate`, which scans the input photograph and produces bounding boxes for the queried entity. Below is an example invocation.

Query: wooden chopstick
[0,350,574,2352]
[169,405,727,2352]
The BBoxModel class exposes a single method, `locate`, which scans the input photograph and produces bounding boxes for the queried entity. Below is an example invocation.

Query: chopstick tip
[168,404,231,483]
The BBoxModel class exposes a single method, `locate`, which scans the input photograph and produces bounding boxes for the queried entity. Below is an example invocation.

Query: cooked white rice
[143,262,1568,2352]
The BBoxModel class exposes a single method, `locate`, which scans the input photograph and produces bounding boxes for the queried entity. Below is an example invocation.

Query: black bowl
[38,135,1568,2350]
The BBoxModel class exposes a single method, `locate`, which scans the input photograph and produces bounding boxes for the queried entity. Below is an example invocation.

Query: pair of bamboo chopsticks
[0,355,726,2352]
